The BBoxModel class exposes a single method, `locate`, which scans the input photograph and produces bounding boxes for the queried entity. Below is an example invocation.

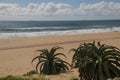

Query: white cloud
[74,1,120,16]
[0,1,120,20]
[0,2,71,16]
[0,3,20,16]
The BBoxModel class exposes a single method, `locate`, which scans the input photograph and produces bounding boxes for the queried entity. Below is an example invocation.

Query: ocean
[0,20,120,38]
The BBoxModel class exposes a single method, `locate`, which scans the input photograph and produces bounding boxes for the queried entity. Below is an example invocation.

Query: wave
[0,27,70,32]
[0,27,120,39]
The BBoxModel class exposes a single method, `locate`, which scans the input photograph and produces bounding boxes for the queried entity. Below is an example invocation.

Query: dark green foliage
[71,41,120,80]
[32,46,70,75]
[0,76,27,80]
[23,70,37,76]
[0,76,47,80]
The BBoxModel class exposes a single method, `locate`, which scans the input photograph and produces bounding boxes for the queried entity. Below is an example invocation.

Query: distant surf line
[0,27,120,39]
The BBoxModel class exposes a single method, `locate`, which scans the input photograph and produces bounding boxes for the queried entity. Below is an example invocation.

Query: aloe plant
[70,41,120,80]
[32,46,70,75]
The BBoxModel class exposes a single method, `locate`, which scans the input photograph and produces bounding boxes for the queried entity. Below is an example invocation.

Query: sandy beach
[0,32,120,79]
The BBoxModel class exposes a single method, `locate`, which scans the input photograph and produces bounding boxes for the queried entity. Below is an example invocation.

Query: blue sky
[0,0,120,20]
[0,0,120,7]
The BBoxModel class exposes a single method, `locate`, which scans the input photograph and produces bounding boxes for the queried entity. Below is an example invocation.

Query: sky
[0,0,120,21]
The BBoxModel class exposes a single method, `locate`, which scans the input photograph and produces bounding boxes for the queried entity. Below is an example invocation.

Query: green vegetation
[71,41,120,80]
[32,46,70,75]
[0,76,44,80]
[23,70,37,76]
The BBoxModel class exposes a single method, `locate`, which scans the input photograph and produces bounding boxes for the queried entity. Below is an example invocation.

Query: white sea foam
[0,27,68,30]
[0,27,120,39]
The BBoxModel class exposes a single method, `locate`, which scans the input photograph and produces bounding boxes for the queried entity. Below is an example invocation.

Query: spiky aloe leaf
[71,41,120,80]
[50,46,63,55]
[32,46,70,75]
[53,53,66,59]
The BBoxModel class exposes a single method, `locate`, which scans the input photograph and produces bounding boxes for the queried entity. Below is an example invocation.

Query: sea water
[0,20,120,38]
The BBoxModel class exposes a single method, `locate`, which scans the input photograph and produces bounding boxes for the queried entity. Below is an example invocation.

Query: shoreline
[0,32,120,50]
[0,32,120,79]
[0,32,120,51]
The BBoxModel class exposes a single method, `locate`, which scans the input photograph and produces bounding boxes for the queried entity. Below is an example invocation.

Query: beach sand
[0,32,120,79]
